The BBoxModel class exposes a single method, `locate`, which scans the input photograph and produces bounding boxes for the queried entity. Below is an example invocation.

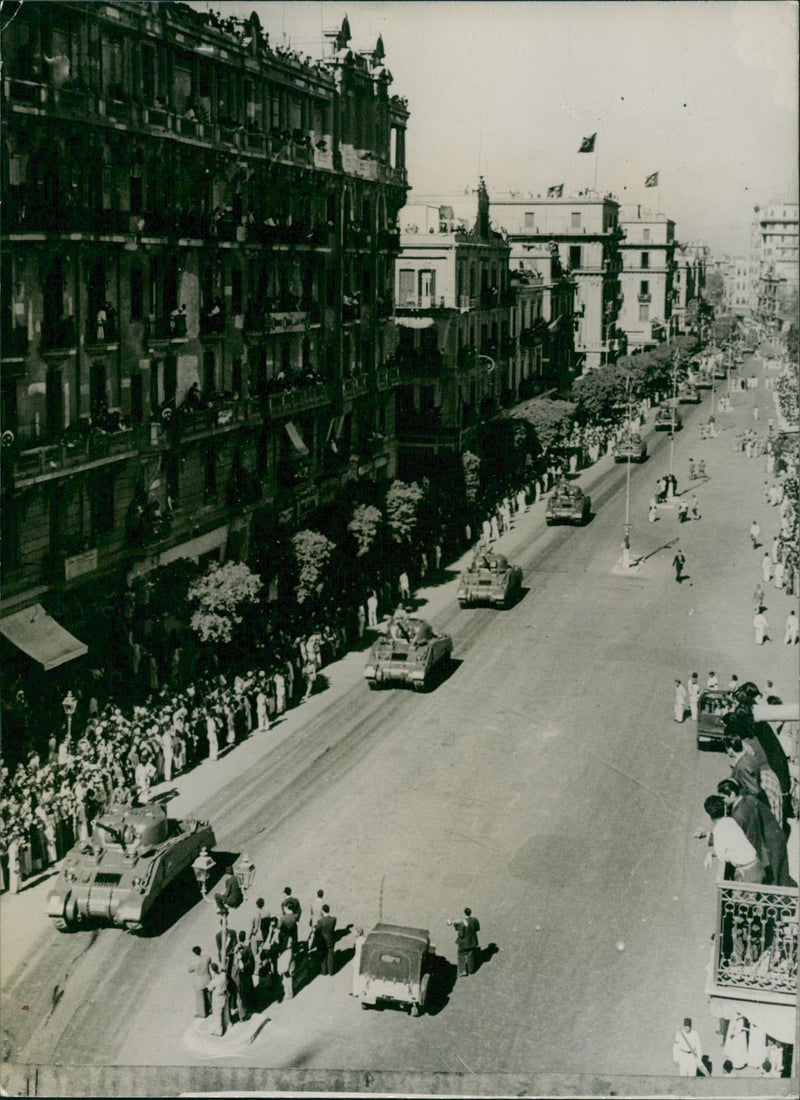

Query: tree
[187,561,263,644]
[514,398,577,450]
[572,367,622,423]
[348,504,383,557]
[385,480,426,544]
[291,529,336,603]
[704,271,725,310]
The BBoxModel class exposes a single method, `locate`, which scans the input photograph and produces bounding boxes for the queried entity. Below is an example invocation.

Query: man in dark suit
[314,904,337,975]
[232,930,256,1021]
[215,866,243,913]
[451,907,481,976]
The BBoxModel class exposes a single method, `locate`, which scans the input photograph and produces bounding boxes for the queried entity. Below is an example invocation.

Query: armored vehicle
[655,406,682,431]
[613,434,648,463]
[457,551,522,608]
[364,615,453,691]
[679,385,700,404]
[355,923,435,1015]
[46,803,215,932]
[545,481,591,525]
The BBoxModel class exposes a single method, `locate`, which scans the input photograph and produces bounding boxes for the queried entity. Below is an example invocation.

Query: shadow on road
[426,954,457,1016]
[475,941,499,973]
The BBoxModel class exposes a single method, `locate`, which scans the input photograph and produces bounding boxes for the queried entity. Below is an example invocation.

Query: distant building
[672,243,705,333]
[490,193,624,371]
[617,206,676,350]
[751,200,799,332]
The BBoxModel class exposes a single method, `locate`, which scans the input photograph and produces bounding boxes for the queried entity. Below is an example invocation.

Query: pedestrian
[367,590,378,629]
[206,711,219,761]
[188,945,212,1018]
[648,498,658,523]
[357,604,366,639]
[753,608,769,645]
[232,930,255,1022]
[771,535,780,564]
[672,1017,705,1077]
[753,406,759,422]
[761,553,773,584]
[674,679,688,723]
[753,581,765,609]
[773,560,784,589]
[208,962,228,1036]
[690,495,700,520]
[449,907,480,976]
[256,685,269,732]
[687,673,701,722]
[749,520,760,549]
[723,1012,749,1070]
[672,549,686,583]
[702,795,764,882]
[697,458,706,479]
[784,610,799,645]
[490,514,500,542]
[249,897,269,961]
[677,499,689,523]
[302,655,317,701]
[307,888,325,946]
[688,458,695,481]
[274,669,286,715]
[399,571,410,601]
[314,903,337,975]
[434,541,443,570]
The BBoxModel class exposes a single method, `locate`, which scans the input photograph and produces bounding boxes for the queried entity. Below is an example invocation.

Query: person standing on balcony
[716,778,794,887]
[702,795,764,882]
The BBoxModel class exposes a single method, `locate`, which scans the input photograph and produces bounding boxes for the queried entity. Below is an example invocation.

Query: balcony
[85,318,119,349]
[267,382,329,418]
[10,423,158,486]
[145,312,188,344]
[376,365,401,390]
[199,308,225,338]
[638,293,652,303]
[3,76,47,107]
[170,396,262,439]
[1,327,29,362]
[40,318,78,355]
[343,374,369,399]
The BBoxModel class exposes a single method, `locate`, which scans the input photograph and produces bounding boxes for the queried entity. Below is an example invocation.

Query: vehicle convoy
[545,480,591,525]
[46,803,215,932]
[457,550,522,608]
[364,615,453,691]
[354,923,435,1015]
[679,385,700,404]
[613,433,648,463]
[654,406,683,431]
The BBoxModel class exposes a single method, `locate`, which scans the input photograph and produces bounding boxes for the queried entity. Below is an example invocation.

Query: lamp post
[192,847,216,897]
[61,690,77,741]
[669,357,679,479]
[621,373,633,567]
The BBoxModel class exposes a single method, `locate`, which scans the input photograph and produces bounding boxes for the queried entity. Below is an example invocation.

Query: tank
[457,551,522,608]
[364,615,453,692]
[46,803,216,933]
[545,481,591,525]
[613,434,647,463]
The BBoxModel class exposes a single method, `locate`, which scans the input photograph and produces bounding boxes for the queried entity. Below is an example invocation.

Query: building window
[571,212,581,229]
[203,447,216,500]
[639,303,649,321]
[203,349,216,394]
[232,357,243,397]
[231,269,243,314]
[643,228,650,242]
[91,469,115,537]
[641,252,650,269]
[130,265,144,321]
[640,280,649,295]
[524,212,535,229]
[164,450,180,507]
[569,246,582,269]
[399,268,415,305]
[418,269,436,301]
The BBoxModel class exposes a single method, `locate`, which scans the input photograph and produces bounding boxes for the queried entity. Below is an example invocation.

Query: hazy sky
[190,1,798,255]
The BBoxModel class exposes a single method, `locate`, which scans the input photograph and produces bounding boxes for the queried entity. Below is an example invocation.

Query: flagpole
[593,137,598,193]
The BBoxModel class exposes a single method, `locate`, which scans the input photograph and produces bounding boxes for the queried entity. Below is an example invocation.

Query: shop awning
[0,604,88,670]
[396,316,435,329]
[285,420,309,455]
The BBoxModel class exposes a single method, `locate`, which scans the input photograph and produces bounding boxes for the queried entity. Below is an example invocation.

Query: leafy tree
[704,271,725,310]
[348,504,383,557]
[143,557,202,623]
[515,398,577,450]
[291,529,336,603]
[461,451,481,503]
[385,480,426,544]
[187,560,263,644]
[572,367,621,423]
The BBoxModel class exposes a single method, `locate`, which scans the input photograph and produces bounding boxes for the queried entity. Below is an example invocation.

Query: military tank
[364,615,453,692]
[545,480,591,525]
[457,551,522,608]
[46,803,215,933]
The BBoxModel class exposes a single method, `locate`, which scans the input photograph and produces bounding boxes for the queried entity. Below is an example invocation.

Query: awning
[285,420,309,455]
[548,314,562,331]
[0,603,87,670]
[396,316,435,329]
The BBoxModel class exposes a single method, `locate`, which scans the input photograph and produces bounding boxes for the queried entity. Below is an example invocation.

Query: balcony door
[46,368,64,440]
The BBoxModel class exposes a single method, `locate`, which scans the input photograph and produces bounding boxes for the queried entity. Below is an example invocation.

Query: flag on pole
[645,172,659,187]
[546,184,564,197]
[578,133,596,153]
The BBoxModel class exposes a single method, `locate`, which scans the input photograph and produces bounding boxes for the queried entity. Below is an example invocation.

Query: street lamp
[233,852,256,896]
[192,847,216,897]
[61,690,77,741]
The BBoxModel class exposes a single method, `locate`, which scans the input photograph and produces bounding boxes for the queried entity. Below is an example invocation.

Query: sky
[189,1,799,256]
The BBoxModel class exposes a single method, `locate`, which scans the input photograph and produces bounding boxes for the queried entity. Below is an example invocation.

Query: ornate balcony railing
[267,382,329,418]
[710,882,797,1002]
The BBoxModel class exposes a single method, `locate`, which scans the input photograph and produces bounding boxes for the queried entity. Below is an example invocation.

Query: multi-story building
[721,256,754,318]
[751,200,799,332]
[507,241,576,389]
[0,4,409,640]
[673,241,708,334]
[491,193,624,371]
[392,182,514,478]
[617,206,675,350]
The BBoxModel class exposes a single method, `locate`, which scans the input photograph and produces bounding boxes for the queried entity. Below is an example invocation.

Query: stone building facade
[1,2,409,619]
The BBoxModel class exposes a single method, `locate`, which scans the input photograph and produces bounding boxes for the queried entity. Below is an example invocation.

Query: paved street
[2,362,796,1089]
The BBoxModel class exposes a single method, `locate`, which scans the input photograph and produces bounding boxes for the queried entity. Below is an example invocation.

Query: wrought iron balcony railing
[710,881,797,1003]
